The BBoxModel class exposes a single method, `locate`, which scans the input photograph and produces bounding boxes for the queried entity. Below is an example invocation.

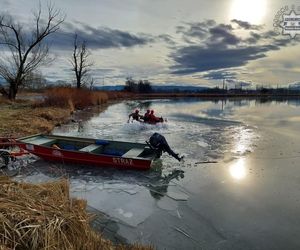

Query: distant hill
[289,82,300,90]
[93,85,125,91]
[151,85,209,92]
[93,85,209,92]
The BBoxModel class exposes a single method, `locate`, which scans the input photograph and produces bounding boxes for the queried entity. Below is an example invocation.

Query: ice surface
[73,187,156,227]
[166,191,189,201]
[20,99,280,249]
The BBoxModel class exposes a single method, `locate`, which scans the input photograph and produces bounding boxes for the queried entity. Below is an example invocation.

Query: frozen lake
[16,98,300,249]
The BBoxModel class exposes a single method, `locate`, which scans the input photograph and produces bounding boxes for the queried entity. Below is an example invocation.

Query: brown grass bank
[41,87,133,111]
[0,99,70,138]
[0,87,134,138]
[0,176,153,250]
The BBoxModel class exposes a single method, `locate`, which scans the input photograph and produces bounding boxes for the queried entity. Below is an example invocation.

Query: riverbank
[0,175,154,250]
[0,89,130,138]
[0,100,70,138]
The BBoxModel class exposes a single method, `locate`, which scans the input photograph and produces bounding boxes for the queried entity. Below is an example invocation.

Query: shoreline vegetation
[0,176,153,250]
[1,86,300,249]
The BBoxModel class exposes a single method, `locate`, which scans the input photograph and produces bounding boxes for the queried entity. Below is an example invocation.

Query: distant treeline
[124,78,152,93]
[204,86,300,95]
[123,79,300,95]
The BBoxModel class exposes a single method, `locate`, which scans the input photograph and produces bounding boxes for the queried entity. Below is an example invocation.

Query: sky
[0,0,300,88]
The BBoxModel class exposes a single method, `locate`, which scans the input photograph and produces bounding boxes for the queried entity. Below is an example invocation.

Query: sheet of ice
[197,140,209,148]
[15,173,55,183]
[157,197,178,211]
[166,191,189,201]
[73,187,156,227]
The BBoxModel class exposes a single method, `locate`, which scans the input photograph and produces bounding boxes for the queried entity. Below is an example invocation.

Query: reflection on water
[229,158,247,180]
[231,126,257,156]
[147,169,185,200]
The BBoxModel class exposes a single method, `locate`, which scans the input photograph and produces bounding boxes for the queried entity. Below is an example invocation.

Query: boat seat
[27,137,56,146]
[79,144,102,152]
[122,148,144,158]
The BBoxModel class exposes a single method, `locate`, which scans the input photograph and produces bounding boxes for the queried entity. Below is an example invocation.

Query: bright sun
[229,0,267,24]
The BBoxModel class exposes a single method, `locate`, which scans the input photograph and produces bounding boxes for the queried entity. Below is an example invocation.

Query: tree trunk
[0,87,8,98]
[8,83,18,100]
[76,76,81,89]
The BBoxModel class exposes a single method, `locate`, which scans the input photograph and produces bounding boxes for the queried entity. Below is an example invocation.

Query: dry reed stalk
[42,87,110,110]
[0,176,153,250]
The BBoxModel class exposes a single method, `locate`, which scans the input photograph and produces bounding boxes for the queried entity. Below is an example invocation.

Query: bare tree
[89,77,95,90]
[0,3,64,99]
[23,71,47,90]
[70,34,93,89]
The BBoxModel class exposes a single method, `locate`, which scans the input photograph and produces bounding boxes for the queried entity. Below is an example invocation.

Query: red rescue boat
[16,134,159,170]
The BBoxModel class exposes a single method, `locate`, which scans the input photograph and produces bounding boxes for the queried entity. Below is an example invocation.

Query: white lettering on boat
[113,157,133,166]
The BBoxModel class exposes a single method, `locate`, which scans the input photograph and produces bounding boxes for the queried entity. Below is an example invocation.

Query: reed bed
[42,87,109,110]
[0,176,153,250]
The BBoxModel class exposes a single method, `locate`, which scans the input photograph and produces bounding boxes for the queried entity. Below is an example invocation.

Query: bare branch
[70,34,94,88]
[0,2,64,99]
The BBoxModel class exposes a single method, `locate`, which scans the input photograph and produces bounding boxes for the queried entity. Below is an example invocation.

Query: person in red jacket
[143,109,151,123]
[148,110,160,124]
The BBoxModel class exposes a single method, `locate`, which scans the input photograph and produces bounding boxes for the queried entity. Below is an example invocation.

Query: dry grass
[0,103,70,138]
[42,87,109,111]
[0,97,11,105]
[0,87,133,138]
[0,176,153,250]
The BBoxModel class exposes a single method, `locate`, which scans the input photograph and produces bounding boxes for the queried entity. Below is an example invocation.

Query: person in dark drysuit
[148,132,183,161]
[128,109,143,122]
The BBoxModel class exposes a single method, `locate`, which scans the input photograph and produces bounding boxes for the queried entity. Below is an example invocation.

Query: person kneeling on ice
[148,132,183,162]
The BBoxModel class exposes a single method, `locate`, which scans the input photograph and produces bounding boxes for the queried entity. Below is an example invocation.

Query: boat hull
[17,134,157,170]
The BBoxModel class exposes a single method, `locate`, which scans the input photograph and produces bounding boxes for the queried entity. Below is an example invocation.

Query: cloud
[225,79,252,88]
[231,19,263,30]
[170,20,295,75]
[171,44,280,74]
[245,32,261,44]
[47,22,154,50]
[176,20,216,39]
[176,21,242,46]
[208,24,241,45]
[202,70,237,80]
[201,70,253,88]
[0,0,11,6]
[89,68,117,80]
[158,34,176,45]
